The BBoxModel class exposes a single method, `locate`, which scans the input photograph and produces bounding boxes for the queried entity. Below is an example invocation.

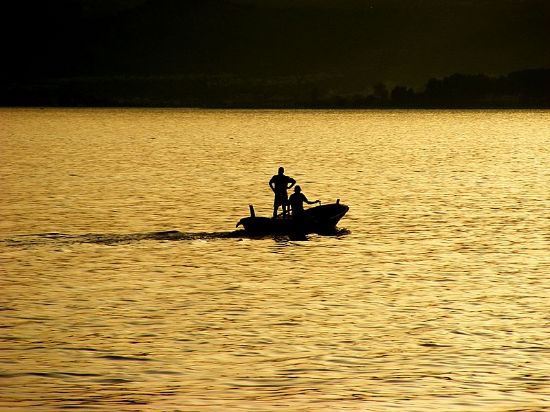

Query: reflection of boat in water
[236,200,349,236]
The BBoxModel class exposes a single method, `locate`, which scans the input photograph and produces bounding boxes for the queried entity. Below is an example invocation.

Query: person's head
[278,166,284,175]
[294,185,301,193]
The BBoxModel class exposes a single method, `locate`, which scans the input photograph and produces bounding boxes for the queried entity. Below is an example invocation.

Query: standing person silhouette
[269,166,296,218]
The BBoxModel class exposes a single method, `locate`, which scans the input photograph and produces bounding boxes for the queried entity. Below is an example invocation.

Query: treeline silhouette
[2,69,549,108]
[315,69,550,108]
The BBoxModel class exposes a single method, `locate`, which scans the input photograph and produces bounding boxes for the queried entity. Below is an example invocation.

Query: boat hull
[236,202,349,236]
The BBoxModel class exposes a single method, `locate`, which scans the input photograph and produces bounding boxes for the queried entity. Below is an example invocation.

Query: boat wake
[1,228,351,247]
[1,230,244,247]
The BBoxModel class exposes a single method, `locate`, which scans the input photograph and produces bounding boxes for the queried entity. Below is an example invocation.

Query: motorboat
[236,199,349,236]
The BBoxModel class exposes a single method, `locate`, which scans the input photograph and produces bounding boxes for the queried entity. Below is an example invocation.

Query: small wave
[419,342,453,348]
[60,346,106,353]
[95,378,133,384]
[26,371,101,378]
[144,369,183,375]
[0,372,23,379]
[99,355,152,362]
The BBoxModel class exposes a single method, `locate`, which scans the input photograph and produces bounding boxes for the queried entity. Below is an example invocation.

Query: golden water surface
[1,108,549,411]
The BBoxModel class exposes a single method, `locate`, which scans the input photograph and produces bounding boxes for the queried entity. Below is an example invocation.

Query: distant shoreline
[3,69,549,110]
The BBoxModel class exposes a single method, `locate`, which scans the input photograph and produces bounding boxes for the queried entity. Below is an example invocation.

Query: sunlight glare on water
[1,108,549,411]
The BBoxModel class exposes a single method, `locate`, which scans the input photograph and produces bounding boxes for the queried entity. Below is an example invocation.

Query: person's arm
[269,176,275,192]
[287,177,296,189]
[303,194,320,205]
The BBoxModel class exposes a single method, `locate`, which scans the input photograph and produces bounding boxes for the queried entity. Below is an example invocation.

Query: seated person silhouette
[289,185,320,219]
[269,166,296,218]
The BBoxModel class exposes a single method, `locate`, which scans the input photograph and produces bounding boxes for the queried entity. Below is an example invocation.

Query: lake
[1,108,549,411]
